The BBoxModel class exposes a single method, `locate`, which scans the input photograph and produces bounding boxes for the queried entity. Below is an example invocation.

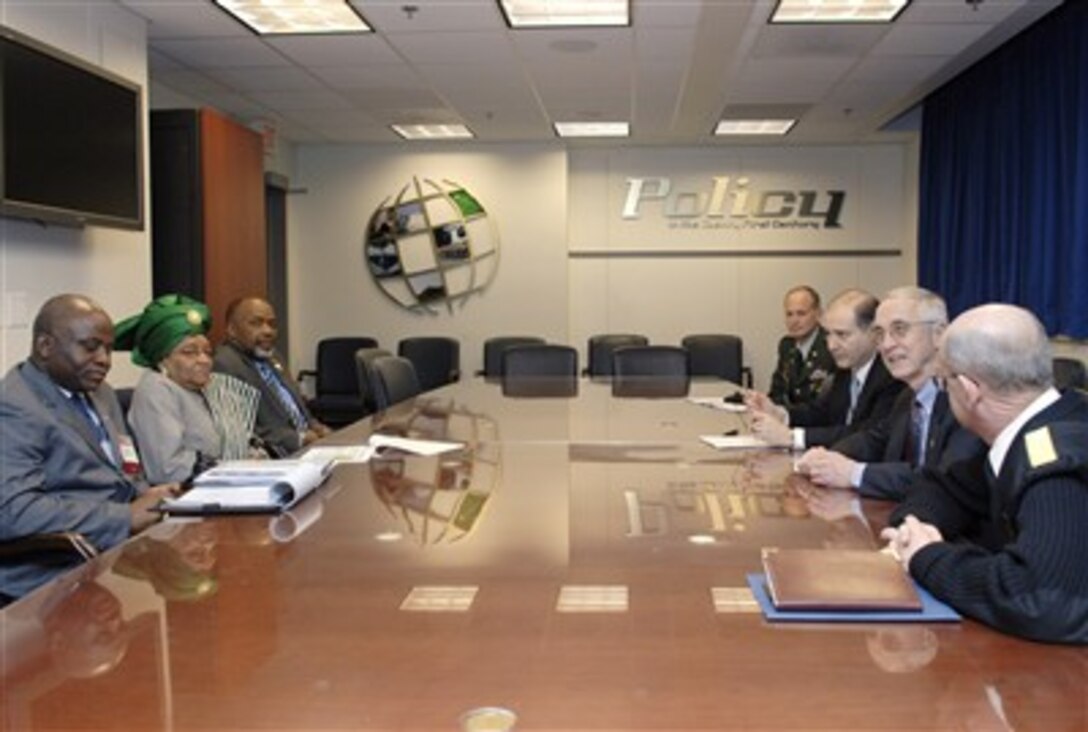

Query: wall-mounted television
[1,25,143,230]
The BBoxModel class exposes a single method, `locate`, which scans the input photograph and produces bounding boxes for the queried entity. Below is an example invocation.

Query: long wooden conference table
[2,380,1085,731]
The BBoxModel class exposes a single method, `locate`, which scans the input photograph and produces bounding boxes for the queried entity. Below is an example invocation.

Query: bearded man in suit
[212,297,330,457]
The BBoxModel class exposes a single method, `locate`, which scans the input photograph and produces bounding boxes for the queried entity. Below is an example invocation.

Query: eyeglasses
[871,320,938,343]
[936,372,976,391]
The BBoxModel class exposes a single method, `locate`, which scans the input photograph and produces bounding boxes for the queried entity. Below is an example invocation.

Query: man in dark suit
[768,285,836,408]
[882,304,1088,644]
[797,287,985,500]
[747,288,904,448]
[1,295,178,600]
[213,297,330,457]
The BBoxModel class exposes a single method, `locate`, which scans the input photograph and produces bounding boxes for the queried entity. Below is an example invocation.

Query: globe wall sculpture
[365,176,499,313]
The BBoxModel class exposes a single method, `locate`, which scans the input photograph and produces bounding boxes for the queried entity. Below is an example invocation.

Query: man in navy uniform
[883,304,1088,644]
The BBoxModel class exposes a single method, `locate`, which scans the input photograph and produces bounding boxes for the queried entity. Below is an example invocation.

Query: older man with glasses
[796,287,985,500]
[881,304,1088,644]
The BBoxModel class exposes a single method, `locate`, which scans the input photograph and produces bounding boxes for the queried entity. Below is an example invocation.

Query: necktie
[846,375,861,424]
[904,399,925,467]
[254,359,309,431]
[911,399,927,467]
[71,392,117,465]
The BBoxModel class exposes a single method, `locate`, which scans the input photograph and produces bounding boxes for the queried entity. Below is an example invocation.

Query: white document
[700,434,772,450]
[369,433,463,456]
[688,396,748,413]
[301,445,378,465]
[161,459,330,514]
[301,435,463,465]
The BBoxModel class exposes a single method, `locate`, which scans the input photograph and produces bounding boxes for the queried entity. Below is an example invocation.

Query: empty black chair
[501,344,579,397]
[115,386,135,415]
[354,347,392,415]
[398,337,460,393]
[682,334,752,386]
[611,345,690,398]
[298,336,379,427]
[585,334,649,377]
[371,355,423,410]
[479,336,546,377]
[1053,357,1087,391]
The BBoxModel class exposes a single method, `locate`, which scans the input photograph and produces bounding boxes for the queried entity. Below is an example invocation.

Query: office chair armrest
[297,368,317,383]
[741,366,753,389]
[450,369,462,382]
[0,531,99,561]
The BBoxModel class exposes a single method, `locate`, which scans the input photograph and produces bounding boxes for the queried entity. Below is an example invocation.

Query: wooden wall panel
[199,108,266,344]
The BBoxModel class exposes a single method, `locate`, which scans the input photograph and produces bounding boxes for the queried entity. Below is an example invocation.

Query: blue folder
[746,573,961,623]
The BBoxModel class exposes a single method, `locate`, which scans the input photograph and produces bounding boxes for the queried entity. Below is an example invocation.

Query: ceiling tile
[309,64,426,91]
[155,37,292,68]
[751,24,890,59]
[873,23,993,56]
[361,0,507,33]
[204,66,322,92]
[119,0,248,39]
[900,0,1031,25]
[246,89,355,110]
[387,31,517,65]
[265,34,401,66]
[729,57,856,104]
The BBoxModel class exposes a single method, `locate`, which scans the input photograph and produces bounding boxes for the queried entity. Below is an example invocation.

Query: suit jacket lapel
[20,363,119,468]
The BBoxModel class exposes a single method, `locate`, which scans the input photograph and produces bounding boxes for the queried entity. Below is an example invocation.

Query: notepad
[746,573,960,623]
[761,548,922,612]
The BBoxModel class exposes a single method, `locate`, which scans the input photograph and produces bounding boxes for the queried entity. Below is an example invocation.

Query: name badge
[118,435,142,476]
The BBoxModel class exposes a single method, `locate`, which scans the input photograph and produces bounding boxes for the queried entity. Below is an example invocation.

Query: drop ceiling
[119,0,1063,145]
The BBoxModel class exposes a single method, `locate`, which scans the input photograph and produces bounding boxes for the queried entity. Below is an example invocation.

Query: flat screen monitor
[1,25,143,230]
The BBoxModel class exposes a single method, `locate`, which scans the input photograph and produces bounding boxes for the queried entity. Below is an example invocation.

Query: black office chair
[611,345,690,398]
[1053,357,1087,391]
[298,337,379,427]
[479,336,546,377]
[354,347,392,415]
[501,344,579,397]
[371,356,423,410]
[682,334,752,386]
[398,337,460,393]
[585,334,649,377]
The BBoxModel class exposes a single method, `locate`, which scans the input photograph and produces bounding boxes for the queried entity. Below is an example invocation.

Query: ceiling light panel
[391,124,475,140]
[500,0,630,28]
[554,121,630,138]
[715,119,797,136]
[770,0,911,24]
[215,0,372,35]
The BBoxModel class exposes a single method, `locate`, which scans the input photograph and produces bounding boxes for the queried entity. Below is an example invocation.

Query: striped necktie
[71,392,117,465]
[254,358,309,431]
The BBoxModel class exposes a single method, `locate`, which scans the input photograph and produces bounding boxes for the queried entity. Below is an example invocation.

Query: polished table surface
[2,380,1085,731]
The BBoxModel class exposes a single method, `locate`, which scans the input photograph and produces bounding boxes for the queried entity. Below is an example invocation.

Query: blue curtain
[918,0,1088,338]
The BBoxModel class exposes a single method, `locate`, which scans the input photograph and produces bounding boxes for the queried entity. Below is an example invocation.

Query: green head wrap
[114,294,211,368]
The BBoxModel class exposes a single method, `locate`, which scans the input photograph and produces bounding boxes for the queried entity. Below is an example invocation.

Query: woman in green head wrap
[115,295,260,483]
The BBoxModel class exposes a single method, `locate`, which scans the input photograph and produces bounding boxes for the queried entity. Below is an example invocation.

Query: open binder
[158,459,332,515]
